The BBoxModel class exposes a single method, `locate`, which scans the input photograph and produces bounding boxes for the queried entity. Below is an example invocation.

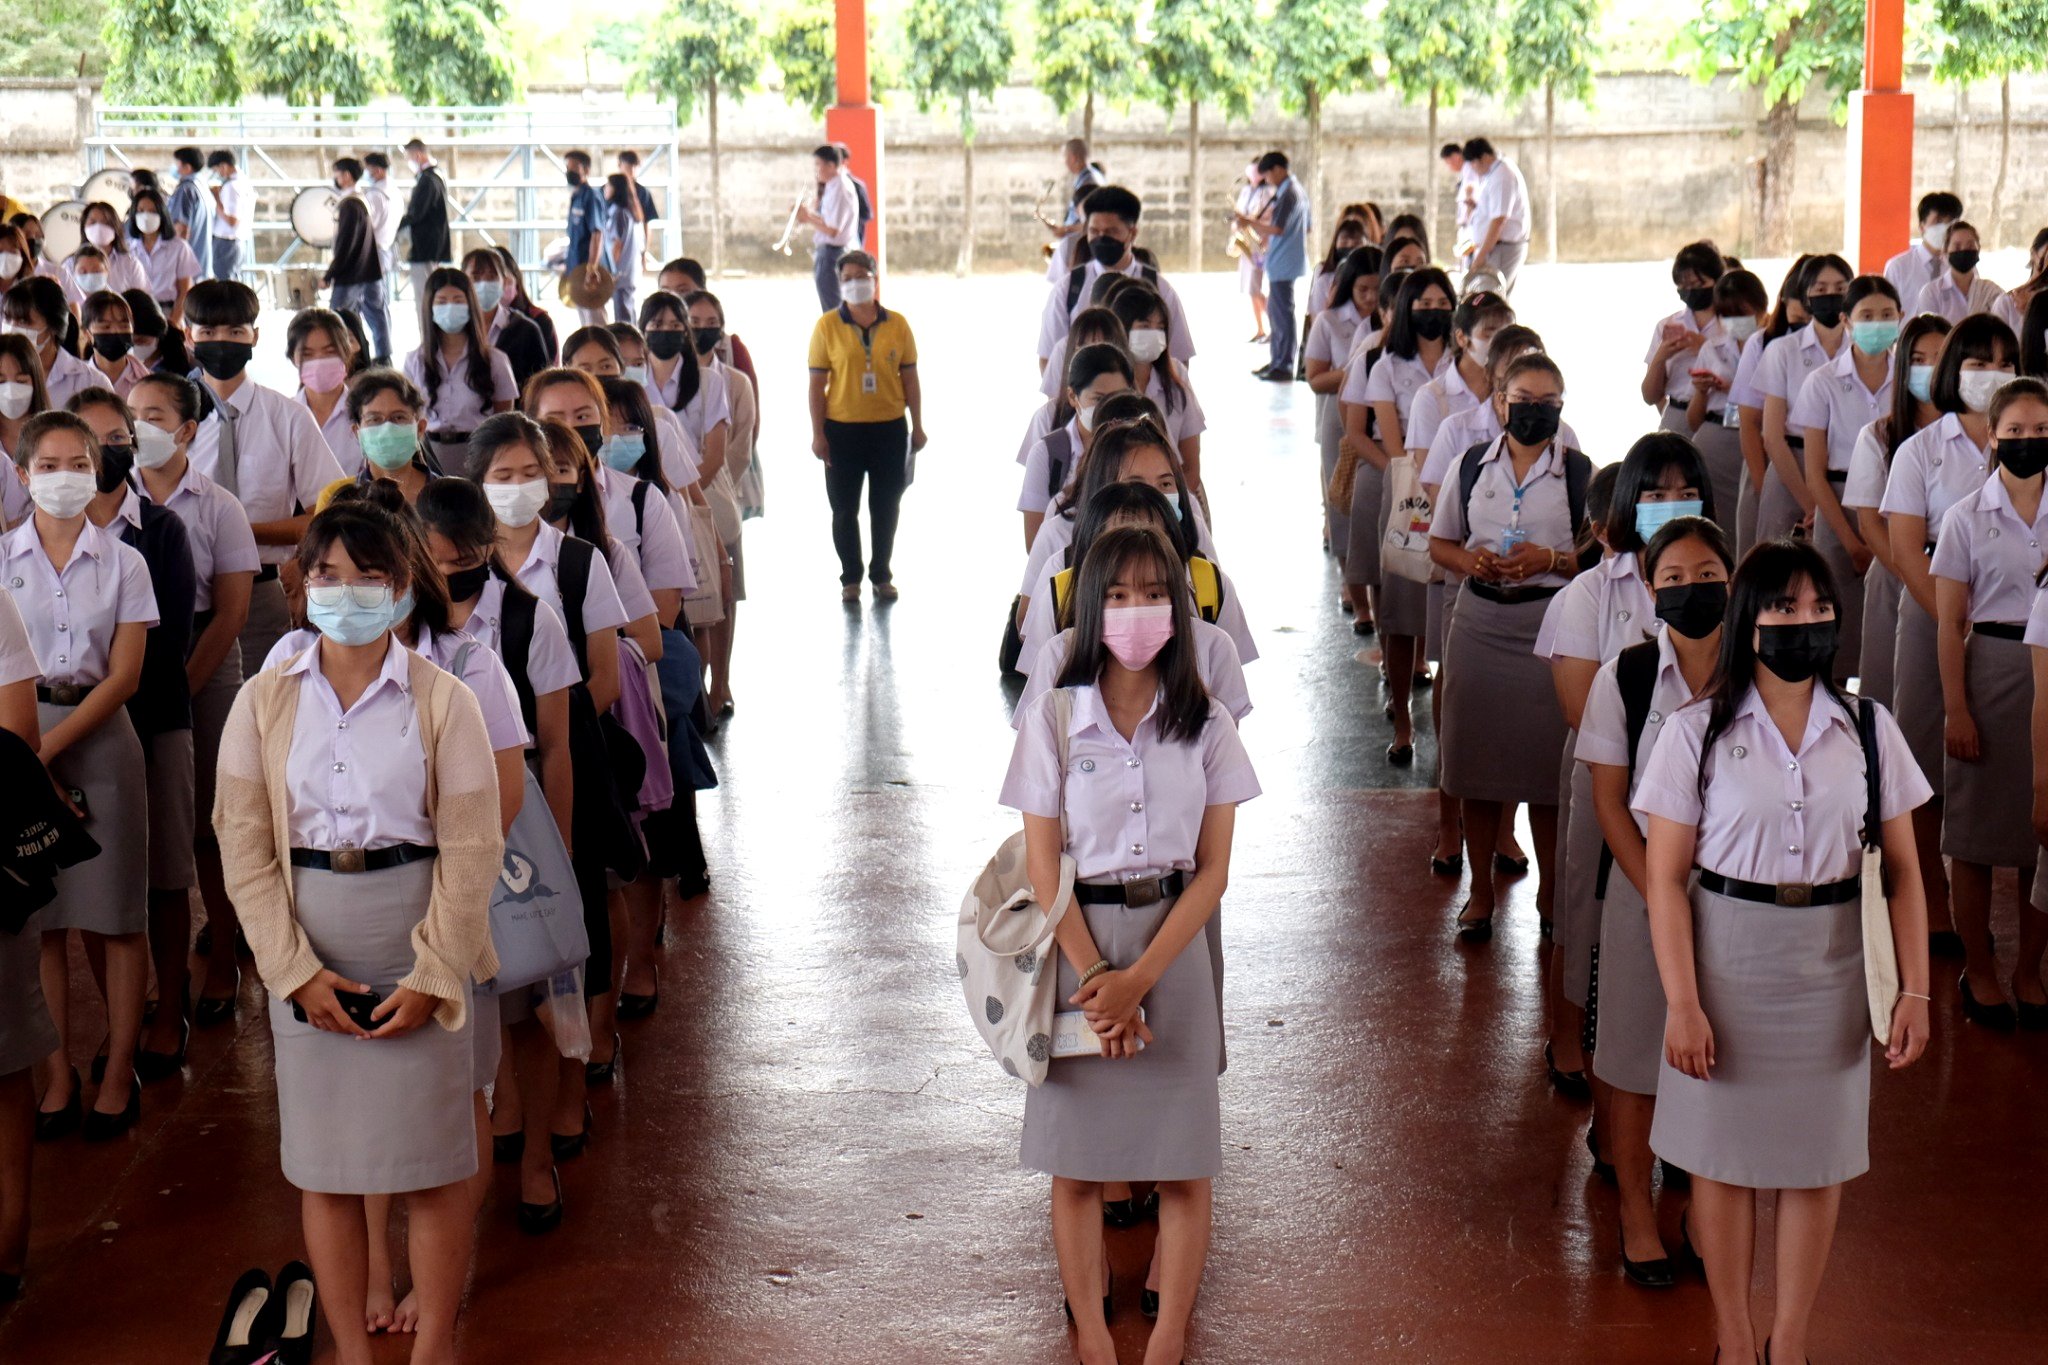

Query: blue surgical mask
[391,588,415,625]
[1907,364,1935,403]
[431,302,470,333]
[622,365,649,387]
[1635,499,1703,542]
[470,280,503,313]
[1851,320,1900,356]
[600,432,645,472]
[305,582,397,646]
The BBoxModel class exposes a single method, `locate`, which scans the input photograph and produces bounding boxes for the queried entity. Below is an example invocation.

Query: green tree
[1379,0,1502,255]
[103,0,241,104]
[902,0,1014,276]
[766,1,890,118]
[1929,0,2048,247]
[1031,0,1140,146]
[248,0,380,105]
[1,0,108,80]
[1672,0,1863,254]
[1268,0,1377,245]
[636,0,763,276]
[1144,0,1263,271]
[1503,0,1601,262]
[385,0,520,106]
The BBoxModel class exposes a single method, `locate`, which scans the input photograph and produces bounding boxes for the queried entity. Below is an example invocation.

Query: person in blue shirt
[165,147,215,281]
[563,150,607,324]
[1239,151,1309,382]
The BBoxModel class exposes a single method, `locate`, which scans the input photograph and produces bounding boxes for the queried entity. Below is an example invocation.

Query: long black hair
[1881,313,1952,464]
[634,291,702,410]
[1384,267,1456,361]
[1605,431,1720,554]
[1928,313,2019,415]
[1329,245,1384,320]
[1763,254,1818,344]
[1696,539,1851,788]
[2020,291,2048,379]
[597,375,673,493]
[1053,525,1210,743]
[417,266,495,413]
[535,416,611,548]
[1054,342,1134,433]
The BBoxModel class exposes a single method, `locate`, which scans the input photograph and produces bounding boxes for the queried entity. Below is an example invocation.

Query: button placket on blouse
[1115,733,1150,877]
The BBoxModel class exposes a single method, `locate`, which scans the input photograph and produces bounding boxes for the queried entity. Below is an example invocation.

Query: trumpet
[1033,177,1061,260]
[771,193,806,255]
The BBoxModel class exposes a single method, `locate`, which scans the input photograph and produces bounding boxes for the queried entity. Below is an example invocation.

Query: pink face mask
[1102,604,1173,670]
[299,356,348,393]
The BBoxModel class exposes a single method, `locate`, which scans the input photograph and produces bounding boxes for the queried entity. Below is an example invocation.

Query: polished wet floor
[2,270,2045,1362]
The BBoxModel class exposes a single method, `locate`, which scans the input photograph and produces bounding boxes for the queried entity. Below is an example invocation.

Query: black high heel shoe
[1141,1286,1159,1318]
[195,971,240,1028]
[1102,1188,1158,1229]
[551,1102,594,1161]
[33,1067,80,1142]
[83,1070,141,1142]
[1546,1042,1591,1101]
[136,1010,191,1083]
[1584,1124,1616,1184]
[517,1167,565,1234]
[1061,1269,1113,1325]
[1958,973,2016,1031]
[257,1260,318,1365]
[208,1267,272,1365]
[1454,901,1494,943]
[1617,1217,1676,1288]
[1494,851,1531,876]
[1429,852,1464,877]
[1386,742,1414,766]
[617,966,660,1021]
[585,1030,623,1086]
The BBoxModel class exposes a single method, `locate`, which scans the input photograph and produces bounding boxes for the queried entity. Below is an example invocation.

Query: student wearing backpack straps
[1428,353,1586,941]
[1631,540,1931,1365]
[1574,516,1730,1289]
[1036,185,1195,383]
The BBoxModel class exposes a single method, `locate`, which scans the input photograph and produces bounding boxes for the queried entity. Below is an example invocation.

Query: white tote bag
[1855,699,1900,1042]
[1380,451,1436,584]
[957,689,1074,1086]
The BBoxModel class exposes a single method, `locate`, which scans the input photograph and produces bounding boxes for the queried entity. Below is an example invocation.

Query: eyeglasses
[305,579,394,609]
[358,413,418,428]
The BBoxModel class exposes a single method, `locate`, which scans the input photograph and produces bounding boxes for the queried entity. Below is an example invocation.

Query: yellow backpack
[1051,555,1223,627]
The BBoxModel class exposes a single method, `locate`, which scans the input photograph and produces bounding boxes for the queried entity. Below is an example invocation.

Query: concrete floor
[2,267,2045,1362]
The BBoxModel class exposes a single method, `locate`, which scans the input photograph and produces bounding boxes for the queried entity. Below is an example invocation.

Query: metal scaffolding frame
[86,104,682,302]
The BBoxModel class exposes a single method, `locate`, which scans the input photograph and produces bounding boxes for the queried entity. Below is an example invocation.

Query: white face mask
[1467,337,1493,367]
[75,272,108,296]
[1127,327,1168,364]
[0,381,31,420]
[1958,368,2015,414]
[134,418,182,469]
[839,277,876,305]
[134,212,162,235]
[27,470,95,519]
[0,252,20,279]
[1924,221,1951,252]
[1076,403,1097,432]
[485,478,549,529]
[1725,315,1760,344]
[84,223,116,249]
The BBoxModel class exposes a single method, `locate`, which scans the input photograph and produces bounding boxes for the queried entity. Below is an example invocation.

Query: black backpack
[1064,260,1158,315]
[551,538,649,881]
[1456,441,1594,544]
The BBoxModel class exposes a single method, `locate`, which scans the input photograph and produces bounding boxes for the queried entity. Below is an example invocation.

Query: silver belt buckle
[330,845,367,875]
[1776,882,1812,908]
[1123,877,1162,908]
[48,684,84,706]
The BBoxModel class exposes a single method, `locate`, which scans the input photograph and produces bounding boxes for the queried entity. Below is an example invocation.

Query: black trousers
[823,416,909,586]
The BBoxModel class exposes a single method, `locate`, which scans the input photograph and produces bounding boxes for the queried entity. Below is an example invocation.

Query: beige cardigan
[212,645,504,1031]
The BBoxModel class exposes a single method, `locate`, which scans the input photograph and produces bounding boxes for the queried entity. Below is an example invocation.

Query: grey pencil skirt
[1591,869,1665,1097]
[1345,459,1385,590]
[1649,883,1870,1189]
[1316,394,1350,552]
[1440,588,1569,805]
[1892,593,1944,786]
[0,926,56,1075]
[1556,741,1603,1007]
[1941,631,2035,867]
[37,702,148,936]
[1859,562,1901,709]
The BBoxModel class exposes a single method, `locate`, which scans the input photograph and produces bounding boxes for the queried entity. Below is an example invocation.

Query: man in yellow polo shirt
[807,250,928,602]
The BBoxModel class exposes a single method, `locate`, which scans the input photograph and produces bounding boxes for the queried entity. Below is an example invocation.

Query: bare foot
[393,1287,420,1333]
[366,1279,396,1334]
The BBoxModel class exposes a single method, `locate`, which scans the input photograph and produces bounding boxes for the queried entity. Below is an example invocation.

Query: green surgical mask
[359,422,418,471]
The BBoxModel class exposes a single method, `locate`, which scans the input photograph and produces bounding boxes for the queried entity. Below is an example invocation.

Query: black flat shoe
[258,1260,318,1365]
[517,1167,565,1235]
[208,1267,272,1365]
[1387,742,1414,766]
[493,1131,525,1165]
[1618,1220,1676,1288]
[34,1067,80,1142]
[1430,853,1464,877]
[1546,1043,1591,1101]
[1584,1123,1616,1184]
[1141,1286,1159,1319]
[1494,852,1530,876]
[136,1012,191,1083]
[1454,902,1494,943]
[1413,670,1434,688]
[1928,929,1965,958]
[585,1030,623,1086]
[1959,973,2016,1031]
[551,1103,594,1161]
[82,1071,140,1142]
[195,973,239,1028]
[617,967,660,1021]
[1351,618,1375,636]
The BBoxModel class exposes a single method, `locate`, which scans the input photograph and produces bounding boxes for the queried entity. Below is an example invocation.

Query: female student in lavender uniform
[1001,525,1259,1365]
[0,587,46,1300]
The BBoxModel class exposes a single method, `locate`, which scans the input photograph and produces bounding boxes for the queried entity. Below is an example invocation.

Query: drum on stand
[40,201,87,264]
[80,168,133,209]
[290,186,341,248]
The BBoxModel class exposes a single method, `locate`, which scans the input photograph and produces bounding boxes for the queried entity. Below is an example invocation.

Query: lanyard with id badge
[1498,464,1541,555]
[854,316,916,484]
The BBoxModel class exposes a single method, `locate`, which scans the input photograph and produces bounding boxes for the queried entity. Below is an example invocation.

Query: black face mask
[646,330,689,361]
[1805,294,1846,328]
[92,332,134,362]
[692,326,723,356]
[1087,235,1126,268]
[1679,285,1715,314]
[545,485,579,525]
[444,562,491,602]
[1410,308,1452,342]
[1998,436,2048,480]
[96,443,134,494]
[566,170,584,187]
[1504,400,1561,446]
[1756,620,1838,684]
[1654,581,1729,640]
[574,424,604,458]
[1948,248,1981,275]
[193,340,253,381]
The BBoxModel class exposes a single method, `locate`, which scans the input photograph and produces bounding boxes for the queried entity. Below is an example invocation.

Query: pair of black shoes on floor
[211,1262,317,1365]
[33,1067,139,1142]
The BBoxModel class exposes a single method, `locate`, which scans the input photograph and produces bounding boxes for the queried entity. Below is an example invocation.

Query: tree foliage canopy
[1379,0,1504,107]
[104,0,241,103]
[634,0,763,120]
[1927,0,2048,85]
[1032,0,1142,119]
[1267,0,1376,116]
[1503,0,1602,106]
[1672,0,1864,119]
[247,0,381,105]
[384,0,520,106]
[1143,0,1263,121]
[901,0,1014,140]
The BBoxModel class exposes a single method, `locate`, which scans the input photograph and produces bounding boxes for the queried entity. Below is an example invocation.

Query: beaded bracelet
[1078,959,1113,988]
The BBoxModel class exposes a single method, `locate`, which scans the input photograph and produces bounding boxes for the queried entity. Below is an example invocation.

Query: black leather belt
[290,843,438,874]
[36,683,95,706]
[1699,868,1858,908]
[1972,621,2026,641]
[1467,580,1562,606]
[1074,871,1186,907]
[192,608,215,633]
[1825,469,1847,484]
[255,565,280,583]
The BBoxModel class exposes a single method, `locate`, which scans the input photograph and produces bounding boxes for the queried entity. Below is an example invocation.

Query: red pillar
[825,0,884,271]
[1843,0,1912,274]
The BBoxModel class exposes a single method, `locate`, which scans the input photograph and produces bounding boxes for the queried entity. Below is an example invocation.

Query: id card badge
[861,370,877,394]
[1498,525,1529,555]
[1051,1008,1147,1058]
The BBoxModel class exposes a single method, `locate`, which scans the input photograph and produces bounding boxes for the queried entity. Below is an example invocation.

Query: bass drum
[40,201,87,264]
[290,186,340,248]
[80,167,133,209]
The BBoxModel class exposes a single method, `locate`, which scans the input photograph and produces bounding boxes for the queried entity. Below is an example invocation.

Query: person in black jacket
[69,388,198,1090]
[324,188,389,367]
[464,247,548,392]
[398,138,451,301]
[494,244,558,365]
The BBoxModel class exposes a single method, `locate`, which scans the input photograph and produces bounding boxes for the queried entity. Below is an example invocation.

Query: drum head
[291,186,341,248]
[80,168,132,209]
[40,201,86,264]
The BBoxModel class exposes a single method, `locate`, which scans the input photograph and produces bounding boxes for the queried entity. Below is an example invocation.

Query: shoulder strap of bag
[1456,440,1491,527]
[1565,449,1593,533]
[500,581,539,737]
[1856,696,1882,850]
[558,535,594,672]
[1595,639,1662,902]
[1064,264,1089,314]
[1053,687,1072,847]
[1189,556,1223,623]
[1045,427,1073,500]
[630,478,651,537]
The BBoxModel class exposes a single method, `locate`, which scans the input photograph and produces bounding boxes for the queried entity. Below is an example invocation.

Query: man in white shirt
[204,150,247,283]
[1883,190,1962,302]
[795,144,859,313]
[1462,137,1530,295]
[360,151,398,287]
[1035,184,1195,375]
